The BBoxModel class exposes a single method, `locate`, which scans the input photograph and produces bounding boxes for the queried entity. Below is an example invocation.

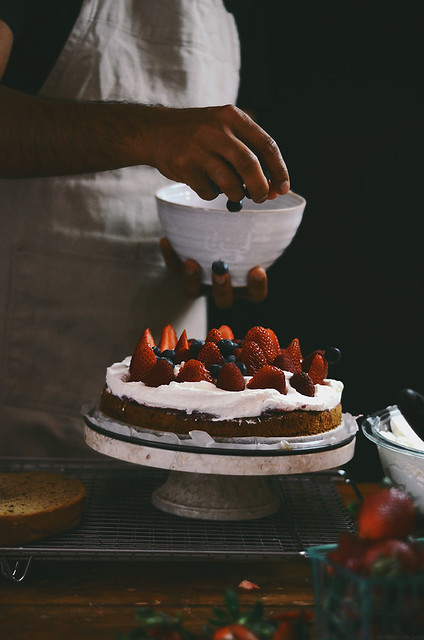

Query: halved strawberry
[285,338,303,372]
[272,351,298,374]
[197,341,223,367]
[218,324,234,340]
[205,328,223,343]
[174,329,190,364]
[305,353,327,384]
[128,341,157,382]
[238,341,267,375]
[139,327,155,347]
[142,359,175,387]
[243,326,278,363]
[176,359,213,383]
[216,362,245,391]
[158,324,177,352]
[290,371,315,397]
[247,365,287,394]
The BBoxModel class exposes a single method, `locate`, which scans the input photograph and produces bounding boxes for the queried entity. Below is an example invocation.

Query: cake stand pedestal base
[152,471,280,520]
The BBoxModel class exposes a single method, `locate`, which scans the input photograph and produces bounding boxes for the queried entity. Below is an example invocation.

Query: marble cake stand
[84,415,356,521]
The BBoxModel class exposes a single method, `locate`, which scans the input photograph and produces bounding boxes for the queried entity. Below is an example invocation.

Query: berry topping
[266,328,280,351]
[174,330,190,364]
[226,200,243,212]
[160,349,176,363]
[142,358,175,387]
[272,352,298,374]
[217,339,237,357]
[324,346,342,364]
[188,339,205,358]
[247,365,287,394]
[205,328,223,343]
[216,362,246,391]
[128,341,157,382]
[218,324,234,340]
[208,363,223,379]
[197,341,223,368]
[285,338,303,372]
[290,371,315,397]
[243,326,278,363]
[176,359,213,383]
[238,340,268,375]
[139,327,155,347]
[212,260,229,275]
[158,323,177,352]
[304,352,327,384]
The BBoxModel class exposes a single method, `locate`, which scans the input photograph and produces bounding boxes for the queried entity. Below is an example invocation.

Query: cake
[0,471,87,545]
[99,324,343,439]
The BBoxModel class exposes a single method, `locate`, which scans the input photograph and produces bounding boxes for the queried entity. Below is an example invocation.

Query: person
[0,0,290,457]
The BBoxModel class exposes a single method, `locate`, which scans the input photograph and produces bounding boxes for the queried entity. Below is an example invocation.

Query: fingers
[159,237,182,274]
[247,266,268,303]
[182,259,203,299]
[211,270,234,309]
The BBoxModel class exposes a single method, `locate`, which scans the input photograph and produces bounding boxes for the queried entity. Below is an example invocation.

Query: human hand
[160,237,267,309]
[144,105,289,204]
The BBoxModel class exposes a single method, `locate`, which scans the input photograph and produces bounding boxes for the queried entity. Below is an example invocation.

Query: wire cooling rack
[0,457,360,579]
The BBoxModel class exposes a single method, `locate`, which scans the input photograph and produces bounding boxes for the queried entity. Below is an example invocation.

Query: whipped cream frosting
[105,357,343,421]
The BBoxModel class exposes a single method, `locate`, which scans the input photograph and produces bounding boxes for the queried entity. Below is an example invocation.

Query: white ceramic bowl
[155,183,306,286]
[362,406,424,512]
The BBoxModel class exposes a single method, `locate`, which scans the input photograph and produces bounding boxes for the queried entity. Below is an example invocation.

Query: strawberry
[357,487,416,541]
[174,329,190,364]
[363,538,418,575]
[139,327,155,347]
[197,341,223,367]
[304,353,327,384]
[285,338,302,372]
[158,323,177,352]
[213,624,259,640]
[327,533,369,573]
[302,350,328,380]
[243,326,278,363]
[247,365,287,394]
[205,328,223,343]
[128,341,157,382]
[290,371,315,397]
[272,352,298,374]
[238,341,267,375]
[218,324,234,340]
[176,359,213,383]
[142,358,175,387]
[266,327,280,351]
[216,362,246,391]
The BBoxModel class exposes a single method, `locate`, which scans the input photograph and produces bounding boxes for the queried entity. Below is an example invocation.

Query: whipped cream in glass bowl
[362,405,424,512]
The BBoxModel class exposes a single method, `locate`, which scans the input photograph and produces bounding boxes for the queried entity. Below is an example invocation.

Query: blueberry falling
[397,388,424,440]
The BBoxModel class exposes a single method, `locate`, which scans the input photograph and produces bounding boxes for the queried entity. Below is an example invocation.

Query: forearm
[0,86,155,178]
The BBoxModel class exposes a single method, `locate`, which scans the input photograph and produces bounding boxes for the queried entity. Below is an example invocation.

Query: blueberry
[235,361,247,376]
[243,185,252,199]
[217,339,235,356]
[226,200,243,212]
[212,260,229,275]
[224,355,236,363]
[161,349,176,362]
[324,347,342,364]
[189,339,204,358]
[209,363,222,379]
[157,356,174,366]
[153,346,161,356]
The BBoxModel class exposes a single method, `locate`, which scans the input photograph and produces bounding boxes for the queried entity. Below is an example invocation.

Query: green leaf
[224,589,240,621]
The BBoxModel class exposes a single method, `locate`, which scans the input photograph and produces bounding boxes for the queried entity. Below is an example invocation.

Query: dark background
[211,2,423,481]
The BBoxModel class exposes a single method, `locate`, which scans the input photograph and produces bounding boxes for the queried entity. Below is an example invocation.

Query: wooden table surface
[0,481,381,640]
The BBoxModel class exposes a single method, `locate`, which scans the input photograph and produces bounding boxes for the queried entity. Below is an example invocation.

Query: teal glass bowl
[307,542,424,639]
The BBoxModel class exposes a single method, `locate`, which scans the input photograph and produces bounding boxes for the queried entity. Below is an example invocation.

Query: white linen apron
[0,0,240,456]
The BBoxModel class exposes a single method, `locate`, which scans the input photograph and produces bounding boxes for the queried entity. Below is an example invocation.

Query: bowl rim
[361,407,424,459]
[155,182,306,213]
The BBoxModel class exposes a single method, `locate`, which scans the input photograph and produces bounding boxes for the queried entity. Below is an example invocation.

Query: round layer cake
[98,324,344,440]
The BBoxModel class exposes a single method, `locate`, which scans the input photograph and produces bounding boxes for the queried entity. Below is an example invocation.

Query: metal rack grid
[0,457,359,568]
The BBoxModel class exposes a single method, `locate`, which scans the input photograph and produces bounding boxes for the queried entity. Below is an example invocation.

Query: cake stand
[83,408,357,521]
